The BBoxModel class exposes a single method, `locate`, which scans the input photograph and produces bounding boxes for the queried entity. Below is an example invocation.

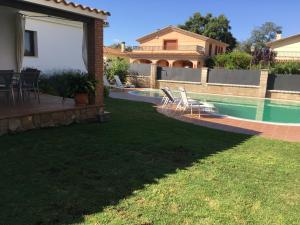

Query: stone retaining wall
[266,90,300,101]
[156,80,261,97]
[127,66,300,101]
[0,106,110,136]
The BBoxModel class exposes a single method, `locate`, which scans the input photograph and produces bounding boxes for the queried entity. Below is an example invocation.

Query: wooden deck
[0,94,109,135]
[0,94,76,119]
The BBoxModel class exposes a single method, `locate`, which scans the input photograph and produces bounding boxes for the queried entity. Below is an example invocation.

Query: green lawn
[0,98,299,225]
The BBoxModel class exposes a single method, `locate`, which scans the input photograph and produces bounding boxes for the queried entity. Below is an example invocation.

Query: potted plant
[68,73,97,105]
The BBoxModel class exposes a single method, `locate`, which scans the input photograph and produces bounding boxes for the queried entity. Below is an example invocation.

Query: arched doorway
[132,59,152,64]
[173,60,193,68]
[139,59,152,64]
[157,60,169,67]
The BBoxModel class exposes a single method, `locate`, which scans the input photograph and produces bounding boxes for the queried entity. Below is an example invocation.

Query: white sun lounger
[178,87,216,117]
[114,75,135,88]
[103,75,117,89]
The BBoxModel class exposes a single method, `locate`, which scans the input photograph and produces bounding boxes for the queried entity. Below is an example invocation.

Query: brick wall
[87,19,104,108]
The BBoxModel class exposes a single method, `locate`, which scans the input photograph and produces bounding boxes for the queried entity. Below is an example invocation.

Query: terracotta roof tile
[104,47,128,57]
[44,0,111,16]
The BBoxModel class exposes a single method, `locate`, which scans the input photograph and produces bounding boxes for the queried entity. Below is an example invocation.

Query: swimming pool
[129,89,300,125]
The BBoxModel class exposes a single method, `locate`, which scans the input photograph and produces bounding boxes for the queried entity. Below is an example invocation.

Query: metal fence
[267,74,300,92]
[128,63,151,76]
[157,67,201,82]
[207,69,261,86]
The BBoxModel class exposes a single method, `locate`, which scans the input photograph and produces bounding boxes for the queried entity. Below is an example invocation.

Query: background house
[267,33,300,62]
[104,42,129,61]
[128,26,228,68]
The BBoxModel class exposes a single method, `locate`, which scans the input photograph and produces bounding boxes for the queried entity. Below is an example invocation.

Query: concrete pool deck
[110,90,300,142]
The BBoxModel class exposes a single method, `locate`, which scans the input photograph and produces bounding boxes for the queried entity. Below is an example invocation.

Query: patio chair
[161,87,180,106]
[114,75,135,88]
[0,70,15,104]
[103,75,117,89]
[178,87,216,117]
[161,88,176,107]
[20,69,41,103]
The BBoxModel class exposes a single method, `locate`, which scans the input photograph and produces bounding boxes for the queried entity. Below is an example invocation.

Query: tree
[240,22,282,52]
[213,51,252,69]
[105,57,129,82]
[179,12,237,50]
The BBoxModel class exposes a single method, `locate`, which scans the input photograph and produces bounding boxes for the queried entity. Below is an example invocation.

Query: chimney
[276,32,282,40]
[121,42,126,53]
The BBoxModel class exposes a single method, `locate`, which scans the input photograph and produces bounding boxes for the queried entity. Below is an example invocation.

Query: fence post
[150,64,157,89]
[258,69,269,98]
[201,67,209,85]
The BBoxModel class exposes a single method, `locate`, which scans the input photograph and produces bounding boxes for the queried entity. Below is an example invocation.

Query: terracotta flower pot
[74,93,89,106]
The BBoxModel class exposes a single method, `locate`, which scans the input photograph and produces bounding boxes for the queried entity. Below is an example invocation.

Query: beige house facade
[267,33,300,61]
[128,26,228,68]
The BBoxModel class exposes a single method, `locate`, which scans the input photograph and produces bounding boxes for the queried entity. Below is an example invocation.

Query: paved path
[110,90,300,142]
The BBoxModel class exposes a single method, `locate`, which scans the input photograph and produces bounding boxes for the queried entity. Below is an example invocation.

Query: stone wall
[126,75,150,88]
[266,90,300,101]
[127,65,300,101]
[0,106,110,136]
[156,81,261,97]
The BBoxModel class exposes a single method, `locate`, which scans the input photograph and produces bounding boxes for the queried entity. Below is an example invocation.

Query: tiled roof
[267,33,300,46]
[104,47,128,57]
[136,26,229,46]
[44,0,110,16]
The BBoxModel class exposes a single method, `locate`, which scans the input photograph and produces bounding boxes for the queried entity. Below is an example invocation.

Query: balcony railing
[132,45,205,53]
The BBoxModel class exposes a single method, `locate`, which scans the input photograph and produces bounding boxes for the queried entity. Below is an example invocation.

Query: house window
[220,47,224,54]
[215,46,218,55]
[208,44,212,56]
[163,40,178,50]
[24,30,37,56]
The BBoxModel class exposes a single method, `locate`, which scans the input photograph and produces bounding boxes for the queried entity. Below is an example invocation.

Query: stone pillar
[258,69,269,98]
[168,60,175,67]
[150,63,157,89]
[87,18,104,107]
[201,67,209,85]
[192,61,198,68]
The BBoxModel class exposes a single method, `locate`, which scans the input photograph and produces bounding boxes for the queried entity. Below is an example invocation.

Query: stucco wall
[140,30,206,48]
[272,38,300,52]
[0,6,17,71]
[23,14,86,73]
[270,37,300,61]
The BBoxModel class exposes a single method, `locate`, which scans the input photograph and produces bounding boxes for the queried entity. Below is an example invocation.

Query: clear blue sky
[76,0,299,46]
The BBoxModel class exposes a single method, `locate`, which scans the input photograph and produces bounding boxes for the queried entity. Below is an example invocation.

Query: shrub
[68,74,97,96]
[39,71,78,98]
[39,70,97,98]
[213,51,252,70]
[270,62,300,75]
[105,57,129,82]
[205,57,215,68]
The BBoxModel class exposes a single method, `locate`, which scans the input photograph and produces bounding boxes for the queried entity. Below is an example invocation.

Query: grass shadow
[0,98,253,225]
